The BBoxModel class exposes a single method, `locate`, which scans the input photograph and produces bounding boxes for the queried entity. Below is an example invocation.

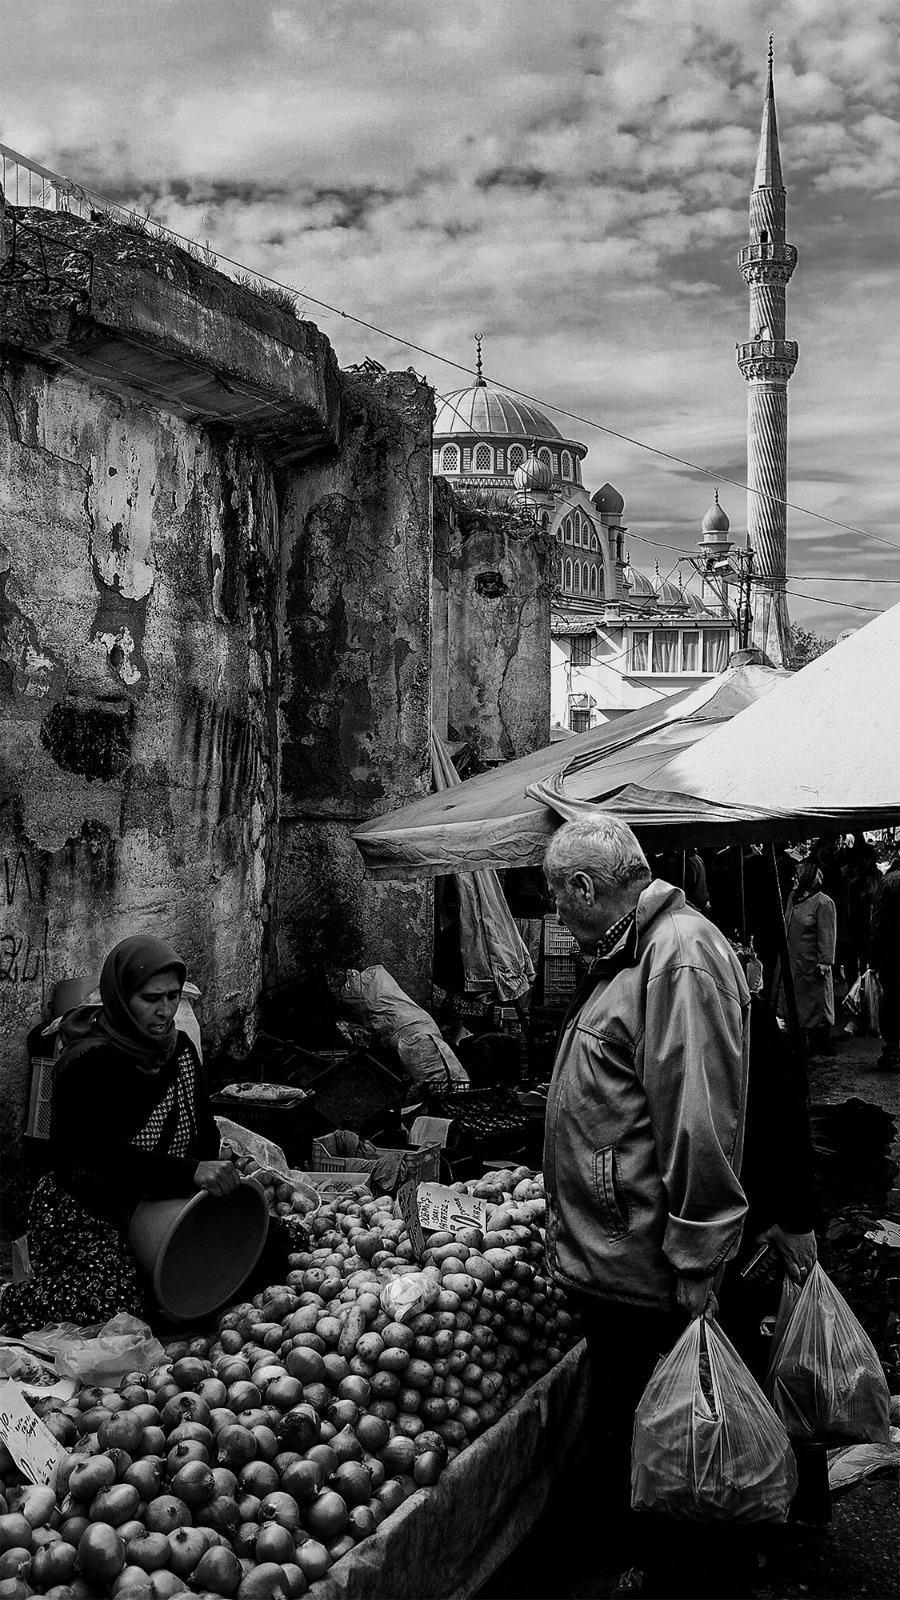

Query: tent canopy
[353,663,788,877]
[579,602,900,844]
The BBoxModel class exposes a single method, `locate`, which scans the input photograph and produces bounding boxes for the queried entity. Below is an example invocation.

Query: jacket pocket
[592,1146,630,1239]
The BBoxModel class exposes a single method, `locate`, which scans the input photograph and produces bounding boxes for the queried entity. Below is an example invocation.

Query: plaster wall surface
[446,506,553,762]
[274,370,434,1004]
[0,357,279,1173]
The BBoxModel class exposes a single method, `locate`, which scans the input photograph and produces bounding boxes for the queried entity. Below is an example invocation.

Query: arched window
[541,512,550,529]
[538,447,552,469]
[557,528,564,543]
[564,517,572,542]
[508,444,525,473]
[572,563,580,594]
[591,533,599,551]
[561,451,573,480]
[441,444,459,472]
[474,443,492,472]
[564,559,573,590]
[589,565,598,595]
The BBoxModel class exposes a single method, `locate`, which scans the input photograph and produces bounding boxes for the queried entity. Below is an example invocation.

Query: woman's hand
[194,1160,241,1197]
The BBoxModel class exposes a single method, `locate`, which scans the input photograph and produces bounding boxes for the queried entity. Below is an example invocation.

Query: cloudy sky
[3,0,898,634]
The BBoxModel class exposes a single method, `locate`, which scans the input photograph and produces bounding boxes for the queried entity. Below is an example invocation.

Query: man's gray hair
[544,816,652,894]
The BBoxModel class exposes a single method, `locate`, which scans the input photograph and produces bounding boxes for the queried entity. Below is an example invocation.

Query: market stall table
[306,1340,590,1600]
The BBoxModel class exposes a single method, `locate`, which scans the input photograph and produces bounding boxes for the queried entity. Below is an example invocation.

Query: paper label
[417,1183,489,1235]
[396,1180,427,1262]
[0,1380,65,1486]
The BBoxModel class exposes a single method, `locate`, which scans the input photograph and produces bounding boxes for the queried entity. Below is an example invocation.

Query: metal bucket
[129,1177,268,1323]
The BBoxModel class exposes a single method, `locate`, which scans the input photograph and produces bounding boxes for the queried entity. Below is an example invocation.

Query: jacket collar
[589,878,686,975]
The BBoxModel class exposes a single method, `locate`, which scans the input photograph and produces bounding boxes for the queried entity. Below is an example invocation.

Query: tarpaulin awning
[353,664,787,877]
[574,602,900,844]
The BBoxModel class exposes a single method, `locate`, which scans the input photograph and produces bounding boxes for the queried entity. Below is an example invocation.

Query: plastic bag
[24,1313,167,1385]
[215,1117,319,1220]
[379,1273,439,1323]
[843,970,881,1037]
[340,967,469,1084]
[631,1317,797,1523]
[765,1263,891,1444]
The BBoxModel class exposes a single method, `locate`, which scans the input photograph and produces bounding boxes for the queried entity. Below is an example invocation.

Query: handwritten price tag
[396,1180,427,1263]
[417,1183,488,1236]
[0,1380,65,1486]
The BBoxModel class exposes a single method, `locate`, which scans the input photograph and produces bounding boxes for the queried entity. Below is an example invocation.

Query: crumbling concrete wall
[442,495,553,763]
[274,371,434,1004]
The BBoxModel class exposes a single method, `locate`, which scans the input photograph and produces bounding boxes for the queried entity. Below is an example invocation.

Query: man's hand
[676,1275,718,1320]
[194,1160,241,1198]
[757,1224,817,1285]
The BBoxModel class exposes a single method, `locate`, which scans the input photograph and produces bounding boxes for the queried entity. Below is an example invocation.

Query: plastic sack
[631,1317,797,1523]
[765,1263,891,1444]
[843,970,881,1037]
[24,1313,167,1385]
[340,967,469,1085]
[379,1273,439,1323]
[215,1117,319,1220]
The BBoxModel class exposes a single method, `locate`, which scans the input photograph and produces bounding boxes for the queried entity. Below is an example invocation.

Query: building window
[681,631,699,672]
[564,516,572,542]
[508,443,525,473]
[561,450,573,480]
[703,630,729,673]
[538,447,552,469]
[542,512,550,529]
[654,630,679,673]
[564,559,573,590]
[630,632,650,672]
[574,563,582,594]
[557,528,564,543]
[570,709,591,733]
[589,565,598,596]
[570,634,592,667]
[591,533,599,551]
[441,444,459,472]
[474,443,492,472]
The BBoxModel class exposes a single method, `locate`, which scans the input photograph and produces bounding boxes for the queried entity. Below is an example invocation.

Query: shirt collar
[590,909,637,966]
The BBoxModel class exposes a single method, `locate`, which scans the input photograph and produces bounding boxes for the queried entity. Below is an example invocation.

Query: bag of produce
[24,1312,167,1385]
[340,966,469,1084]
[631,1316,796,1523]
[765,1263,891,1444]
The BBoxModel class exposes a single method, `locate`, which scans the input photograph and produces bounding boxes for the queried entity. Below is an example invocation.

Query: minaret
[736,37,798,665]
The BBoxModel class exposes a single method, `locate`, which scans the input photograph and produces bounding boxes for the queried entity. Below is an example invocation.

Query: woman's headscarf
[58,935,187,1070]
[794,861,823,900]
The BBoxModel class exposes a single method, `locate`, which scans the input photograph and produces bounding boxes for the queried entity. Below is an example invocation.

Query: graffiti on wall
[2,850,49,987]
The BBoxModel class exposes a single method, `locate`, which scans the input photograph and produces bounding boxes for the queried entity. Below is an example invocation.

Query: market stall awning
[566,603,900,844]
[353,663,787,877]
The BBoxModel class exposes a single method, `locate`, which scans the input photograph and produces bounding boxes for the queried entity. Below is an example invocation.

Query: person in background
[0,935,236,1335]
[543,817,750,1600]
[870,852,900,1070]
[775,861,837,1058]
[812,837,850,982]
[845,842,880,980]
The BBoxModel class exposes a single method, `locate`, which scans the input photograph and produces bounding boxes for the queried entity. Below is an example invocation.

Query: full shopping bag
[23,1313,167,1385]
[765,1263,891,1444]
[631,1317,797,1523]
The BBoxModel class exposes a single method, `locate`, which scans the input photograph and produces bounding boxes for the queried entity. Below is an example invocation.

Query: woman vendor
[0,935,237,1334]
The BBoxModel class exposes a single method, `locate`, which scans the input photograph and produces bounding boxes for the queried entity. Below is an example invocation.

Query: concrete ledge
[0,207,342,465]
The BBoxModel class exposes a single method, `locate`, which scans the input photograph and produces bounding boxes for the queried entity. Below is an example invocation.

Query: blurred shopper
[775,861,837,1057]
[870,852,900,1069]
[846,843,880,979]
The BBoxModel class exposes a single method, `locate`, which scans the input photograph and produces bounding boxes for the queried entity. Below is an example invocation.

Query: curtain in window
[702,630,729,673]
[654,630,679,673]
[681,631,699,672]
[631,632,649,672]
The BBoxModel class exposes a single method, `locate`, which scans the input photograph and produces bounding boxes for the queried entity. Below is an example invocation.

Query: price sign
[417,1183,488,1236]
[0,1380,65,1487]
[396,1180,427,1262]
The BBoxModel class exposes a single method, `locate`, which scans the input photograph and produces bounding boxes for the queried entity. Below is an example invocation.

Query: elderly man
[542,817,751,1598]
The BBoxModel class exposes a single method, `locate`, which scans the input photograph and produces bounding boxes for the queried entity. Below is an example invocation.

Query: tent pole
[768,843,808,1086]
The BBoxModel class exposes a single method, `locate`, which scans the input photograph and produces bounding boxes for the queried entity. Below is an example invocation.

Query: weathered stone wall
[0,355,280,1175]
[274,371,434,1004]
[444,497,553,762]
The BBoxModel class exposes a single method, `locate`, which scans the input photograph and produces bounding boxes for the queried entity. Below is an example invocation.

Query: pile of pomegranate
[0,1167,579,1599]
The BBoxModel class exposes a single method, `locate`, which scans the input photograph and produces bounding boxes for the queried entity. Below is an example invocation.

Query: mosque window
[538,447,552,468]
[564,559,573,590]
[561,451,573,480]
[591,533,599,552]
[542,513,550,529]
[570,635,592,667]
[564,517,572,542]
[557,528,564,544]
[508,444,526,472]
[474,443,492,472]
[441,444,459,472]
[589,566,598,596]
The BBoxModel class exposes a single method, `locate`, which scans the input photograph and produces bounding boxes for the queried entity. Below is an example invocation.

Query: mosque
[431,43,795,730]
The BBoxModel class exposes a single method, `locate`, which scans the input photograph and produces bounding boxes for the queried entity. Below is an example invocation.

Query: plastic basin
[129,1178,269,1323]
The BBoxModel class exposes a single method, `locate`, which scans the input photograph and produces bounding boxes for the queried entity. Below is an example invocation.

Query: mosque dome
[591,483,625,515]
[701,489,731,535]
[434,384,564,441]
[656,578,688,610]
[625,570,656,599]
[513,452,553,493]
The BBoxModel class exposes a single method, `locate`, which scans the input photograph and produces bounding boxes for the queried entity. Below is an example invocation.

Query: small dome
[656,579,687,610]
[592,483,625,515]
[514,452,553,493]
[701,489,730,535]
[625,570,656,599]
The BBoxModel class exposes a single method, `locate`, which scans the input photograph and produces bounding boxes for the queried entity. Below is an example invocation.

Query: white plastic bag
[765,1264,891,1444]
[631,1317,797,1523]
[24,1313,167,1385]
[340,967,469,1084]
[379,1273,439,1323]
